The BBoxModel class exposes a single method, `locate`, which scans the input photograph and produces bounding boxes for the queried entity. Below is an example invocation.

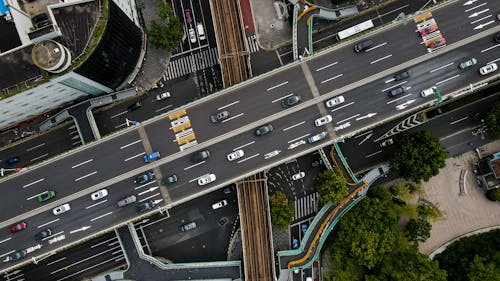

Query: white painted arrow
[139,186,159,196]
[358,133,373,145]
[356,113,377,121]
[474,20,494,29]
[70,226,91,234]
[468,8,489,18]
[153,199,163,205]
[463,0,478,5]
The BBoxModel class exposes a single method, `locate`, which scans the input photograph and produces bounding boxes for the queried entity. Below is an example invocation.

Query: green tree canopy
[391,131,447,182]
[485,188,500,201]
[314,168,348,205]
[146,1,183,50]
[467,255,500,281]
[485,102,500,139]
[405,218,432,243]
[269,191,295,229]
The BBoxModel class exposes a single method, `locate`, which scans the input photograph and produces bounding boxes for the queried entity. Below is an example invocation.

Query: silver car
[198,174,216,186]
[325,95,345,108]
[117,195,137,207]
[53,203,71,215]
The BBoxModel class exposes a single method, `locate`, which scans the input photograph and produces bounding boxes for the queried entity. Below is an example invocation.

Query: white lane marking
[464,2,487,12]
[54,255,121,281]
[47,257,67,266]
[365,42,387,52]
[474,20,494,30]
[90,211,113,222]
[221,112,244,123]
[320,74,343,84]
[272,93,294,103]
[233,141,255,151]
[90,237,117,248]
[450,116,469,125]
[283,121,306,132]
[42,231,64,241]
[384,78,395,83]
[71,159,93,169]
[114,123,127,129]
[124,152,146,162]
[381,81,407,92]
[386,93,413,104]
[23,178,45,189]
[120,140,142,149]
[74,171,97,182]
[37,218,60,229]
[26,143,45,152]
[336,114,360,124]
[365,150,382,158]
[50,245,121,275]
[288,134,311,143]
[486,57,500,65]
[155,104,173,113]
[430,62,454,73]
[436,74,460,85]
[85,199,108,210]
[111,111,128,119]
[0,237,12,244]
[134,181,155,190]
[354,130,373,138]
[331,101,354,112]
[108,241,119,246]
[471,14,491,24]
[138,186,159,196]
[218,100,239,110]
[315,61,338,71]
[30,153,49,162]
[184,161,206,170]
[27,191,45,201]
[468,8,489,18]
[481,43,500,53]
[370,54,392,64]
[267,81,288,91]
[112,250,122,255]
[115,256,125,262]
[138,193,161,202]
[0,250,14,258]
[237,153,260,164]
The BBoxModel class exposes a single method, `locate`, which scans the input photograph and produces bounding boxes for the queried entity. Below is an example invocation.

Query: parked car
[428,38,446,49]
[255,124,273,136]
[184,9,192,24]
[459,58,477,70]
[292,172,305,180]
[393,70,410,81]
[161,174,178,185]
[197,23,206,40]
[181,221,197,232]
[35,228,53,240]
[210,111,229,123]
[308,132,327,143]
[91,189,108,200]
[301,223,309,235]
[387,86,405,97]
[227,149,244,161]
[188,28,197,43]
[479,63,498,75]
[143,151,160,163]
[212,199,228,210]
[4,156,19,166]
[281,95,302,108]
[37,190,56,203]
[191,150,210,163]
[7,250,27,262]
[117,195,137,207]
[223,184,236,194]
[292,238,299,249]
[156,92,170,101]
[134,171,155,184]
[198,174,216,186]
[53,203,71,215]
[127,101,142,112]
[380,138,394,147]
[494,32,500,43]
[10,221,27,233]
[136,199,156,212]
[325,95,345,108]
[314,115,333,127]
[354,40,373,52]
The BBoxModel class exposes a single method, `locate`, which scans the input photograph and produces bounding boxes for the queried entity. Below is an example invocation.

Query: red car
[429,38,446,49]
[419,25,438,36]
[184,9,192,24]
[10,221,27,233]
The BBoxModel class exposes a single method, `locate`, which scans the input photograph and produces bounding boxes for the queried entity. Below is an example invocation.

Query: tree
[146,1,183,50]
[467,256,500,281]
[485,102,500,139]
[417,204,438,220]
[485,188,500,201]
[314,168,348,205]
[405,218,431,243]
[391,131,447,182]
[269,192,295,229]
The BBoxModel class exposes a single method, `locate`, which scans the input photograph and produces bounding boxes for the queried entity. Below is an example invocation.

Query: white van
[421,86,436,97]
[197,23,205,40]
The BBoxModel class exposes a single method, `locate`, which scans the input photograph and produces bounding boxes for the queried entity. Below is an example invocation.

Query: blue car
[4,156,19,166]
[143,151,160,163]
[301,223,309,236]
[292,238,299,249]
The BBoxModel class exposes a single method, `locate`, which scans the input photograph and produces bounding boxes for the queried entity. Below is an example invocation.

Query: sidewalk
[248,0,291,50]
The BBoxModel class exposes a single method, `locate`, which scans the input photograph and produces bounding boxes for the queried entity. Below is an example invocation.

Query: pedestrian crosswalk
[246,34,260,53]
[294,193,318,220]
[163,48,219,81]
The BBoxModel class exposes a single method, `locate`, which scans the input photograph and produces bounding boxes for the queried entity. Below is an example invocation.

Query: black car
[161,174,178,185]
[134,171,155,184]
[8,250,27,262]
[35,228,53,240]
[191,150,210,163]
[387,86,405,97]
[354,40,373,52]
[127,101,142,112]
[255,124,273,136]
[136,199,156,213]
[281,95,302,108]
[495,32,500,43]
[393,70,410,81]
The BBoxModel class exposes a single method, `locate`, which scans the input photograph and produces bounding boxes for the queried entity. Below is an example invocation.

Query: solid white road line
[430,62,454,73]
[0,250,14,258]
[486,57,500,65]
[134,181,155,190]
[110,111,128,119]
[365,42,387,52]
[450,116,469,125]
[139,193,161,202]
[470,14,491,24]
[37,218,60,229]
[55,256,121,281]
[184,161,206,170]
[233,141,255,151]
[90,211,113,222]
[120,139,142,149]
[365,150,382,158]
[27,191,45,201]
[386,93,412,104]
[370,54,392,64]
[0,237,12,244]
[381,81,407,92]
[218,100,240,110]
[267,81,288,91]
[30,153,49,162]
[481,43,500,53]
[436,74,460,85]
[90,237,117,248]
[321,74,343,84]
[288,134,311,143]
[272,93,294,103]
[237,153,260,164]
[74,171,97,182]
[23,178,45,189]
[114,123,127,129]
[331,101,354,112]
[155,104,173,113]
[464,2,486,12]
[124,152,145,162]
[336,114,360,124]
[47,257,67,266]
[71,159,93,169]
[283,121,306,131]
[85,199,108,210]
[112,250,122,255]
[354,130,373,138]
[315,61,338,72]
[26,143,45,152]
[42,231,64,241]
[50,246,121,275]
[221,112,244,123]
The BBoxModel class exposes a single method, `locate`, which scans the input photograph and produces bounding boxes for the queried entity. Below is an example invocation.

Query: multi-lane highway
[1,0,499,272]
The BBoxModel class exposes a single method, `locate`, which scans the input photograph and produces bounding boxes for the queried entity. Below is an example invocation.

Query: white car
[188,28,196,43]
[211,199,228,210]
[292,172,305,180]
[156,92,170,101]
[53,203,71,215]
[334,122,351,131]
[91,189,108,201]
[198,174,216,186]
[314,115,333,127]
[325,95,345,108]
[227,149,244,161]
[479,63,497,75]
[420,87,436,98]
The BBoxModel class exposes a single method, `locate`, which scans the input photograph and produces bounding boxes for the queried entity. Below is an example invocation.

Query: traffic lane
[198,0,216,47]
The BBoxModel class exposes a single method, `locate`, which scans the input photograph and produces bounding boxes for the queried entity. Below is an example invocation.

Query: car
[37,190,56,203]
[37,20,51,28]
[136,199,156,212]
[210,111,229,123]
[292,238,299,249]
[459,58,477,70]
[387,86,405,97]
[4,156,19,166]
[325,95,345,108]
[143,151,160,163]
[223,184,236,194]
[497,13,500,21]
[184,9,192,24]
[476,177,483,187]
[420,86,438,97]
[301,223,309,235]
[212,199,228,210]
[155,92,170,101]
[91,189,108,200]
[479,63,498,75]
[227,149,244,161]
[7,250,27,262]
[53,203,71,215]
[354,40,373,52]
[495,32,500,43]
[198,174,216,186]
[292,171,305,180]
[380,138,394,147]
[31,13,48,23]
[197,23,206,40]
[161,174,178,185]
[188,28,196,43]
[308,132,327,143]
[419,25,438,36]
[428,38,446,49]
[10,221,27,233]
[117,195,137,207]
[393,70,410,81]
[255,124,273,136]
[281,95,302,108]
[134,171,155,184]
[35,228,53,240]
[181,221,197,232]
[314,115,333,127]
[191,150,210,163]
[127,101,142,112]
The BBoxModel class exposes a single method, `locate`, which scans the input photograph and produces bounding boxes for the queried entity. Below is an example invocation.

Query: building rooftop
[489,152,500,179]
